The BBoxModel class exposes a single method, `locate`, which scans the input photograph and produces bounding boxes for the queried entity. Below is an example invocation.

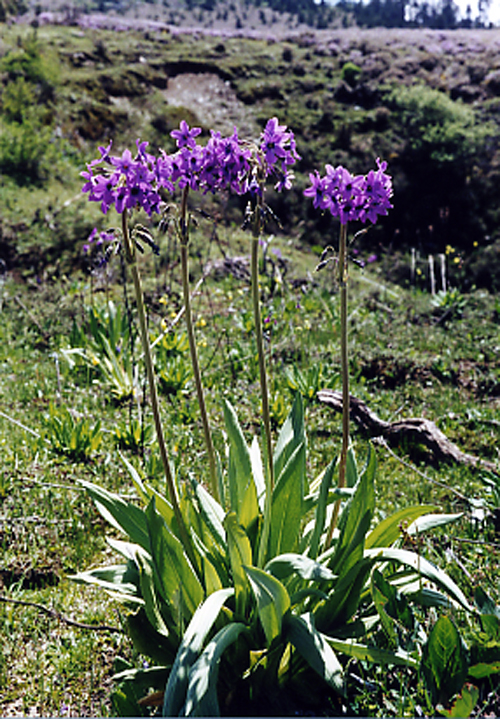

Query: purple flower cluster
[82,227,116,254]
[304,158,393,225]
[81,118,299,217]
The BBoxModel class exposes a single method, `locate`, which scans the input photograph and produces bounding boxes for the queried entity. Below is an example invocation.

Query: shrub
[387,84,493,166]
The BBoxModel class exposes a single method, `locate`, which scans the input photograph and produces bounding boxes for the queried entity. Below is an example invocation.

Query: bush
[388,84,493,166]
[0,118,54,183]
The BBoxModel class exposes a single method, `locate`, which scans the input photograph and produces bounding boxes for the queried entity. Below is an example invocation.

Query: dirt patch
[162,73,258,137]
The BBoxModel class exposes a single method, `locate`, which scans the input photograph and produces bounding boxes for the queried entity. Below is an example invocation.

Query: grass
[1,18,500,716]
[0,220,499,714]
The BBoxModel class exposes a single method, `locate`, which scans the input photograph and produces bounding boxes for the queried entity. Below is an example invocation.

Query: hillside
[1,19,500,289]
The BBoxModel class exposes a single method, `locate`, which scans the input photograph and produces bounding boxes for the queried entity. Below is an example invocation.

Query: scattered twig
[13,294,50,342]
[0,595,123,633]
[0,410,41,438]
[317,388,498,476]
[371,436,470,503]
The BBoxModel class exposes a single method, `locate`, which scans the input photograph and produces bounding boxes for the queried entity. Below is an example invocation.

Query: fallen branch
[317,389,498,474]
[0,595,123,633]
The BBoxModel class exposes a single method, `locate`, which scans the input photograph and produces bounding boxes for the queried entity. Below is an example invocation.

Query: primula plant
[74,119,481,717]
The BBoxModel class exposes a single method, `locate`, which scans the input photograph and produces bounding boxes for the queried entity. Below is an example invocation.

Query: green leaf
[223,400,259,529]
[345,447,358,489]
[224,512,253,617]
[328,447,375,578]
[285,613,344,694]
[468,662,500,679]
[325,636,418,668]
[269,442,305,557]
[364,547,474,613]
[244,565,290,646]
[422,615,469,706]
[407,513,463,535]
[163,588,234,717]
[315,557,373,631]
[474,586,500,618]
[184,623,248,717]
[265,553,335,582]
[146,498,204,620]
[80,479,150,551]
[436,683,479,718]
[135,551,176,640]
[366,505,437,549]
[70,563,142,603]
[190,477,226,548]
[119,452,149,504]
[250,436,266,512]
[273,393,306,487]
[308,457,336,560]
[371,568,414,649]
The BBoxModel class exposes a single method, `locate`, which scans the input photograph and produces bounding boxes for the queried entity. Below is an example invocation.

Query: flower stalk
[251,196,275,493]
[178,186,219,502]
[326,221,349,547]
[120,209,199,574]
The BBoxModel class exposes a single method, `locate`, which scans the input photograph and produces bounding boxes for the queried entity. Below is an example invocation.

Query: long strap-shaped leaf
[285,613,344,695]
[163,588,234,717]
[324,635,418,668]
[364,547,474,613]
[80,479,150,551]
[223,400,259,530]
[184,623,248,717]
[244,565,291,646]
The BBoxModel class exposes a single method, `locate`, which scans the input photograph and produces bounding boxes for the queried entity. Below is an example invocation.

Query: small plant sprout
[305,159,393,543]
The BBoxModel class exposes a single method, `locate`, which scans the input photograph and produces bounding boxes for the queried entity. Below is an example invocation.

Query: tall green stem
[251,197,274,493]
[120,210,199,573]
[326,221,349,547]
[178,187,219,502]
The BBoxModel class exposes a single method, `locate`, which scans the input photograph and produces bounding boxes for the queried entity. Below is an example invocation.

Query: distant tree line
[337,0,494,29]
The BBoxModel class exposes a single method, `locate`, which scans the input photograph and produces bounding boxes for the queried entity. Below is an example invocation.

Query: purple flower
[304,158,393,225]
[82,117,300,228]
[170,120,202,149]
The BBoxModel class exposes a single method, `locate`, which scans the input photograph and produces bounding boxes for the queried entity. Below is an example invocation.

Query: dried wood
[317,388,498,474]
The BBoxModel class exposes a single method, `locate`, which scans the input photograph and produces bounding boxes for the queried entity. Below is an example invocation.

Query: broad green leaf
[119,452,149,504]
[127,606,178,666]
[422,615,468,706]
[145,483,175,527]
[136,551,174,639]
[329,447,375,578]
[146,499,204,620]
[244,565,290,646]
[184,623,248,717]
[250,436,266,512]
[190,477,226,548]
[308,457,336,560]
[265,553,335,582]
[366,505,437,549]
[468,662,500,678]
[437,683,479,718]
[273,393,306,487]
[474,586,500,618]
[315,557,373,631]
[269,442,305,557]
[163,588,234,717]
[70,563,142,603]
[364,547,474,613]
[224,512,253,617]
[371,568,414,649]
[80,479,150,551]
[223,400,259,529]
[345,447,358,489]
[285,613,344,694]
[407,513,463,535]
[325,636,418,668]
